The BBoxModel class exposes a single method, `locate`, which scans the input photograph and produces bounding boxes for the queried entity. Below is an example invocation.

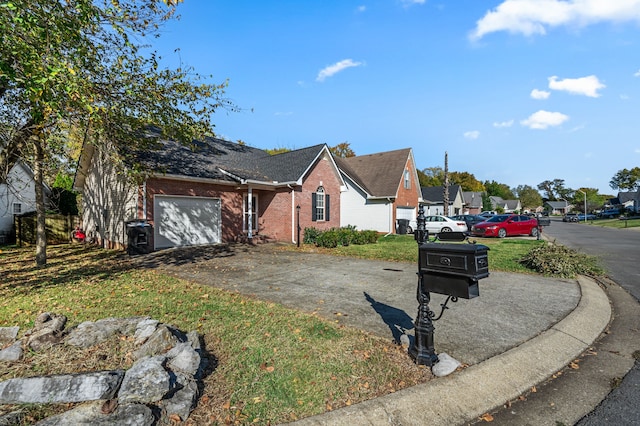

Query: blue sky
[152,0,640,195]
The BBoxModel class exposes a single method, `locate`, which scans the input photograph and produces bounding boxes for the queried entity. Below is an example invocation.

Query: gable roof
[421,185,462,204]
[462,191,483,208]
[335,148,412,198]
[75,134,341,190]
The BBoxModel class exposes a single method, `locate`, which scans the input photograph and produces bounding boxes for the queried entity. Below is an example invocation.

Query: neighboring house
[420,185,464,216]
[610,191,639,212]
[74,136,344,250]
[462,191,483,215]
[0,160,50,240]
[489,196,522,213]
[335,148,421,234]
[544,201,571,215]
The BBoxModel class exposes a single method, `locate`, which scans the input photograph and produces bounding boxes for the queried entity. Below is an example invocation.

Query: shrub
[316,229,340,248]
[303,227,321,244]
[519,243,605,278]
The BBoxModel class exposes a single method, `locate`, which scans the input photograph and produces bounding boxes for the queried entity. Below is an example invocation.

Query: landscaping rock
[167,342,201,376]
[158,372,199,424]
[132,324,184,360]
[26,313,67,351]
[66,317,149,348]
[34,400,155,426]
[0,370,124,404]
[0,340,23,362]
[0,326,19,344]
[133,318,159,345]
[119,356,170,403]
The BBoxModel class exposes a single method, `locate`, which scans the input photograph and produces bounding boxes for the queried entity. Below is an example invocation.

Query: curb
[292,276,610,426]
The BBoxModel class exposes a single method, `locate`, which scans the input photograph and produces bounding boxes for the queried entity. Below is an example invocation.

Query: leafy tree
[483,180,514,199]
[419,167,444,187]
[609,167,640,191]
[1,0,234,266]
[570,188,605,213]
[449,171,484,192]
[513,185,543,210]
[265,147,291,155]
[330,142,355,158]
[537,179,570,201]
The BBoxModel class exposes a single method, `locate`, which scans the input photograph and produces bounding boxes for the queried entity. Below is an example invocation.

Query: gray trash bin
[126,220,152,255]
[396,219,409,234]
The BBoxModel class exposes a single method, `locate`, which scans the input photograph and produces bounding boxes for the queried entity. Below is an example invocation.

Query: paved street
[489,217,640,425]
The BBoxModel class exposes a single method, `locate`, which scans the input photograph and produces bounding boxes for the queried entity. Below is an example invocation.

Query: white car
[422,215,468,234]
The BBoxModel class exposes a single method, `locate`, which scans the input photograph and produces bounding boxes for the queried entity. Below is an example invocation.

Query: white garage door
[153,195,221,249]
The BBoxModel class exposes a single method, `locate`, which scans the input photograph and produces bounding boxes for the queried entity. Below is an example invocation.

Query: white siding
[340,175,392,233]
[80,147,137,246]
[0,162,39,234]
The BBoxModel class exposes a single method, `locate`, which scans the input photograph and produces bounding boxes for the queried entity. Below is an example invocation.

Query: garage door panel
[154,196,221,249]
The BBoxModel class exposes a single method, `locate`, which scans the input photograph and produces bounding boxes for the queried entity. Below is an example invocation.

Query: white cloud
[530,89,550,99]
[470,0,640,41]
[356,5,366,13]
[520,110,569,129]
[401,0,426,6]
[548,75,605,97]
[493,120,514,128]
[464,130,480,139]
[635,69,640,77]
[620,94,630,100]
[316,59,363,82]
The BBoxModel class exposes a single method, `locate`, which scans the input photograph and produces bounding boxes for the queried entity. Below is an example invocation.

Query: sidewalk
[144,243,611,425]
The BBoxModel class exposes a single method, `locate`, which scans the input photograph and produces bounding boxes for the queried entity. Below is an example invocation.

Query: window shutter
[325,194,330,221]
[311,193,317,221]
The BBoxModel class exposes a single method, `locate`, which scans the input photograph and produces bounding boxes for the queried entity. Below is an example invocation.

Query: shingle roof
[335,148,411,197]
[462,191,483,208]
[127,136,328,184]
[421,185,461,203]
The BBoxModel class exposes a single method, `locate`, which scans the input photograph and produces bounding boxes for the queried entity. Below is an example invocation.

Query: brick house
[335,148,422,234]
[74,136,343,250]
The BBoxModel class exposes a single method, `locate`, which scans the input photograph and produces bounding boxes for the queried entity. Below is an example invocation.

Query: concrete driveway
[137,242,580,366]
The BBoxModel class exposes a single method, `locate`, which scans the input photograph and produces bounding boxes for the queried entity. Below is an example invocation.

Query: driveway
[137,242,580,366]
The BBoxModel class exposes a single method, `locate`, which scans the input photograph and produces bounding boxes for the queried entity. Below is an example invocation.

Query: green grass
[0,245,430,424]
[292,234,546,274]
[582,217,640,229]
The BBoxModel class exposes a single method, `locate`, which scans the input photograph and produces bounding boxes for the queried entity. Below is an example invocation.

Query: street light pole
[578,190,587,222]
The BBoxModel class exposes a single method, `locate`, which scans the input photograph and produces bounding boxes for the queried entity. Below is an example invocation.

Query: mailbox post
[408,204,490,366]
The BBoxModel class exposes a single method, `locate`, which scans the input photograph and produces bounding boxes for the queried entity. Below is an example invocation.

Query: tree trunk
[443,152,450,216]
[33,136,47,267]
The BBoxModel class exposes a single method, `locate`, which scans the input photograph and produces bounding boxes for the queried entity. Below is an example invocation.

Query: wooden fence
[13,213,81,246]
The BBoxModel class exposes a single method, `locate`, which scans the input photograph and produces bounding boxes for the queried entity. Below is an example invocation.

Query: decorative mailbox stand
[408,205,490,366]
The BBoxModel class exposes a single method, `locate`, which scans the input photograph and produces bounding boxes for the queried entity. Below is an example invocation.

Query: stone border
[0,313,208,425]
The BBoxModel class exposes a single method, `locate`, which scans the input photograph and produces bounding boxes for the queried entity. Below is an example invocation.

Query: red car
[471,214,539,238]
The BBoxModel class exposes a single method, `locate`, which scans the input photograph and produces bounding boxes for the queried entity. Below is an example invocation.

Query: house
[334,148,422,234]
[74,136,344,250]
[420,185,464,216]
[0,160,50,242]
[610,191,639,213]
[544,201,571,215]
[489,196,522,213]
[462,191,483,215]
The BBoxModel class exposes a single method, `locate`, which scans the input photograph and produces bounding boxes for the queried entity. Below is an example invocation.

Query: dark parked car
[599,209,621,218]
[449,214,487,233]
[471,214,539,238]
[563,213,579,222]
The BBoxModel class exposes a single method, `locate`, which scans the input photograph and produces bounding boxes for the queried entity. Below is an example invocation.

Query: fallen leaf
[531,386,537,393]
[569,362,580,370]
[480,413,494,422]
[222,401,231,410]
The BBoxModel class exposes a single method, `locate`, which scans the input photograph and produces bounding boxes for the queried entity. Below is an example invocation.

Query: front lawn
[0,245,430,424]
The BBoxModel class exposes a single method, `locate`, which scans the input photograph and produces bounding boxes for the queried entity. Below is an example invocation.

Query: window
[404,170,411,189]
[243,194,258,232]
[312,186,330,221]
[12,203,21,215]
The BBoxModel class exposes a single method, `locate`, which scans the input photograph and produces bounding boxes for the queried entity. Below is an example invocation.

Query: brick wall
[392,155,421,232]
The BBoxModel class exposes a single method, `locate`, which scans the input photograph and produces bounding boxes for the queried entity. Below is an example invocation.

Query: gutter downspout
[142,181,147,219]
[383,198,394,237]
[247,186,253,241]
[288,184,296,244]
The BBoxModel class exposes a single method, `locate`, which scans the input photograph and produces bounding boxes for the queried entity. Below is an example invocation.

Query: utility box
[419,243,490,299]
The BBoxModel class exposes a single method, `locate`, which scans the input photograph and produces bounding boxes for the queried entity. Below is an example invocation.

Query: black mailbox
[418,243,489,299]
[537,217,551,227]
